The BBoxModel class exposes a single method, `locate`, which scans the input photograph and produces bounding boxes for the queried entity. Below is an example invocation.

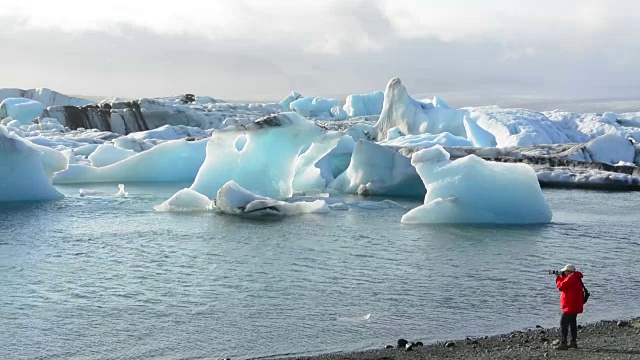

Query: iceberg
[289,97,340,118]
[401,145,552,224]
[190,112,327,198]
[379,132,473,148]
[215,181,329,216]
[468,107,575,147]
[0,124,63,202]
[279,91,303,112]
[53,138,207,183]
[581,134,636,165]
[154,188,214,212]
[343,91,384,117]
[329,140,425,197]
[374,78,467,140]
[0,98,45,125]
[88,144,137,167]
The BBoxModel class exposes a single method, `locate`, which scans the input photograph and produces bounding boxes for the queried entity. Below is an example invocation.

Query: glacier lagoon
[1,183,639,360]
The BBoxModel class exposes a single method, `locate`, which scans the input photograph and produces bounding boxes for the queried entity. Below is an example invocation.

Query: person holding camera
[553,264,584,350]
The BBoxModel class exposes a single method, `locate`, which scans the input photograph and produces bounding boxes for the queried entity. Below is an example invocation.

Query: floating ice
[279,91,303,111]
[0,124,63,202]
[343,91,384,117]
[290,97,340,118]
[190,113,327,198]
[215,181,329,216]
[329,140,425,197]
[54,138,207,183]
[379,132,473,148]
[374,78,467,140]
[0,98,44,124]
[154,188,213,212]
[116,184,128,197]
[293,132,344,192]
[89,144,137,167]
[583,134,635,165]
[468,107,574,147]
[401,145,552,224]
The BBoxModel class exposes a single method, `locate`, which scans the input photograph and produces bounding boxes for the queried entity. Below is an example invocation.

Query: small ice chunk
[215,181,329,216]
[154,188,213,212]
[116,184,128,197]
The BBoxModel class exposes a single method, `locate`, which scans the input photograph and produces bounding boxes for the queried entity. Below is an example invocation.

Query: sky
[2,0,640,105]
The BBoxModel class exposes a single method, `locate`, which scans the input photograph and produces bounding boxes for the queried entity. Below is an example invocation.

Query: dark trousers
[560,314,578,342]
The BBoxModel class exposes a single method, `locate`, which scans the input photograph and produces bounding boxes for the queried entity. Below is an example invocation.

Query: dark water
[1,184,639,359]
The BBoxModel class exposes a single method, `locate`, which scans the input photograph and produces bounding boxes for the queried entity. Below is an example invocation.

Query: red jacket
[556,271,584,315]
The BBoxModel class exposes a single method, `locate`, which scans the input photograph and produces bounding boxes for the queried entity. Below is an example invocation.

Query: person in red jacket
[555,264,584,350]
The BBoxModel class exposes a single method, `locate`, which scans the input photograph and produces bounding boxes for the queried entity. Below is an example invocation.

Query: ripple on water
[0,186,639,359]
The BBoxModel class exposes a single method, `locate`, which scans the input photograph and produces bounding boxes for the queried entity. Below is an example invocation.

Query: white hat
[561,264,576,272]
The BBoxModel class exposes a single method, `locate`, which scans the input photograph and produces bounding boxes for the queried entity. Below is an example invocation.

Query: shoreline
[279,317,640,360]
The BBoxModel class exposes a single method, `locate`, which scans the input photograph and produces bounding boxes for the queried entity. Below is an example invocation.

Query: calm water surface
[1,184,639,359]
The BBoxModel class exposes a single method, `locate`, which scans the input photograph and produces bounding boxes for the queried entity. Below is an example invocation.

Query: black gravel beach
[282,318,640,360]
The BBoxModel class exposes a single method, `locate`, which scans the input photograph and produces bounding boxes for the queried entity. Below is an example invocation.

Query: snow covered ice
[401,145,553,224]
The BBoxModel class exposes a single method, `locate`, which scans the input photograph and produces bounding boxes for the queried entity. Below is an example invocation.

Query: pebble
[444,342,455,348]
[617,320,630,327]
[385,345,393,349]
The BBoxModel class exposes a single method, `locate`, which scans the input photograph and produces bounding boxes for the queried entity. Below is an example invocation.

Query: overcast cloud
[2,0,639,106]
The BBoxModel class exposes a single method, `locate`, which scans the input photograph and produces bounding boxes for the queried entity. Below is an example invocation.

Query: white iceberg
[0,124,63,202]
[343,91,384,117]
[54,138,207,183]
[374,78,467,140]
[154,188,214,212]
[215,181,329,216]
[289,97,340,118]
[89,144,137,167]
[190,113,327,198]
[401,145,552,224]
[0,98,45,125]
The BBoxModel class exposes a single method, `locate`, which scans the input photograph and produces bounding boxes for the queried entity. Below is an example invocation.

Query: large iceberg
[0,125,63,202]
[401,145,552,224]
[190,112,327,198]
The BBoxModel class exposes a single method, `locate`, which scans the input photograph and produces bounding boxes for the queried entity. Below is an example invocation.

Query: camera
[549,270,564,275]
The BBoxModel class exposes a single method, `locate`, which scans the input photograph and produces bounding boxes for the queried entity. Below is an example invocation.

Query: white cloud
[2,0,640,103]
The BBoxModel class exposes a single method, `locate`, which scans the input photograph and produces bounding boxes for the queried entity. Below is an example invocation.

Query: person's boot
[569,340,578,349]
[555,341,569,350]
